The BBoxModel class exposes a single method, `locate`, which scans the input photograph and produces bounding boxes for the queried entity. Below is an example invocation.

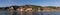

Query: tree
[46,6,56,9]
[12,5,19,10]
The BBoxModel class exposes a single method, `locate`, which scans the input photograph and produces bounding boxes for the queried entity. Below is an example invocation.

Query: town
[0,5,60,15]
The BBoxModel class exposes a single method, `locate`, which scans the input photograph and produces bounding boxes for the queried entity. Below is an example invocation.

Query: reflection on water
[0,11,9,15]
[0,10,60,15]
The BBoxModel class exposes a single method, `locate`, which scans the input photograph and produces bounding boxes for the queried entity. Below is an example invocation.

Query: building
[9,6,14,15]
[43,7,53,12]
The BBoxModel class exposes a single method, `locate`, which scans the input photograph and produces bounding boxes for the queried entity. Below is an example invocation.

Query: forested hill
[0,5,59,10]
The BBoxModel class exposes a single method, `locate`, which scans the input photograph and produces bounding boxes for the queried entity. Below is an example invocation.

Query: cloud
[0,0,60,7]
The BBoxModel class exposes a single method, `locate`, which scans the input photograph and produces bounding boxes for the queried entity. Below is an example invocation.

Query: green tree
[46,6,56,9]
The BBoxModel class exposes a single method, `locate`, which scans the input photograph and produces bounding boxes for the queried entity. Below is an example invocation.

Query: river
[0,10,60,15]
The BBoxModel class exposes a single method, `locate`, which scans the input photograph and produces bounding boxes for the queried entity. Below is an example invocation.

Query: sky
[0,0,60,7]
